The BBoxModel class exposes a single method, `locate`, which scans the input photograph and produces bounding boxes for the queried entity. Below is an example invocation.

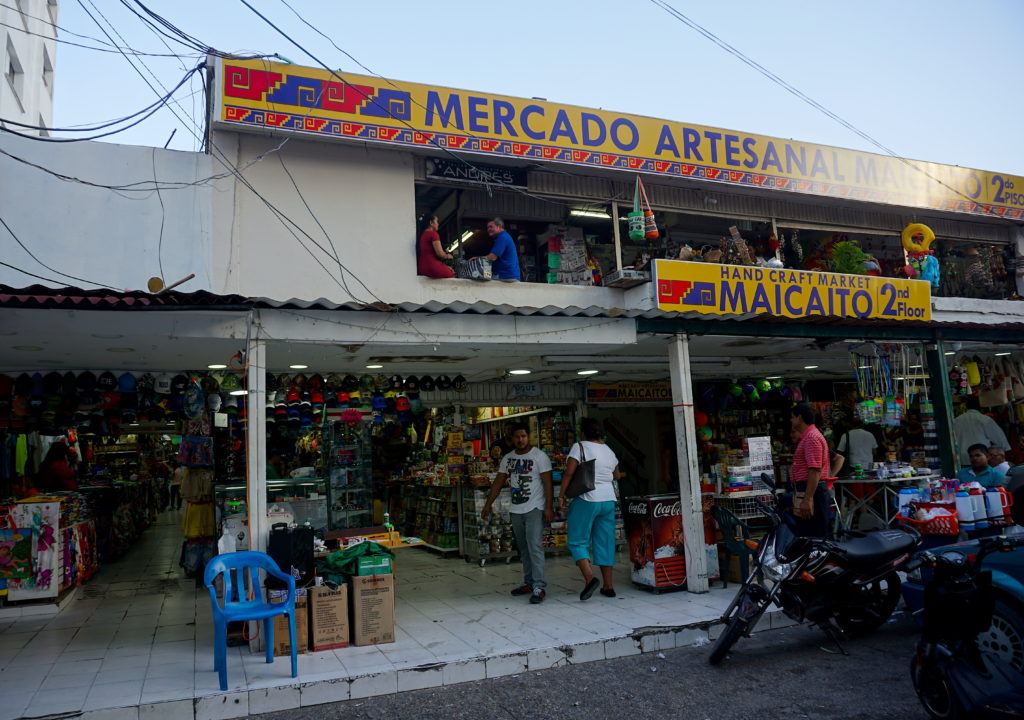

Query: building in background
[1,0,57,135]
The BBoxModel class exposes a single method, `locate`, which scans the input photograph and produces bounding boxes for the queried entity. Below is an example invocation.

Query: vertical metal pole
[926,339,958,476]
[246,338,268,552]
[668,333,709,593]
[611,200,623,272]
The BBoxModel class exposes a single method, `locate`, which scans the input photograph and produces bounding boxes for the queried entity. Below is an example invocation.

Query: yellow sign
[215,58,1024,220]
[653,260,931,322]
[586,382,672,404]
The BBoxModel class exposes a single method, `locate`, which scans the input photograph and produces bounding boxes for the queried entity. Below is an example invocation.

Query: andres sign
[425,158,527,189]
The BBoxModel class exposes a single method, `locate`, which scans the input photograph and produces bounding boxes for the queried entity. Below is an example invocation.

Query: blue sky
[50,0,1024,176]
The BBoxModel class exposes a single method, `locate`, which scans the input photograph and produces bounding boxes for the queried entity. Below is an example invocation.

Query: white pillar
[246,338,268,553]
[668,333,709,593]
[611,200,623,272]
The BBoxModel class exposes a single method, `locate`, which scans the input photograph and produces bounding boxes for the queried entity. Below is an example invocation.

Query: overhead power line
[0,214,117,289]
[647,0,1012,220]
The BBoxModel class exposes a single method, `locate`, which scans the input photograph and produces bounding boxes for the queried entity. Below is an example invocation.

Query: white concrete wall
[214,132,629,309]
[1,0,56,134]
[0,132,216,291]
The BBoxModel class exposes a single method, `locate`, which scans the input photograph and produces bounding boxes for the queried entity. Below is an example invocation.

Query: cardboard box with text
[269,588,308,656]
[310,584,349,651]
[350,573,395,646]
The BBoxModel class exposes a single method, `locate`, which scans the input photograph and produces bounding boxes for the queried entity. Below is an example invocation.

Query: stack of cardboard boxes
[268,553,395,655]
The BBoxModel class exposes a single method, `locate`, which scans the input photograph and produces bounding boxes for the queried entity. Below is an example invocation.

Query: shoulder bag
[564,442,597,499]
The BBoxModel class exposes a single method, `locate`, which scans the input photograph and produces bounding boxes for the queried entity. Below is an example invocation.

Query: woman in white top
[557,418,621,601]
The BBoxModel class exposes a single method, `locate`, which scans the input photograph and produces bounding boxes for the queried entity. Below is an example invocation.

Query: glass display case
[325,420,374,530]
[266,476,328,531]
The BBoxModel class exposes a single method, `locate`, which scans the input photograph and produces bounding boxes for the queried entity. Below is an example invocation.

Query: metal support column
[668,333,709,593]
[926,339,958,477]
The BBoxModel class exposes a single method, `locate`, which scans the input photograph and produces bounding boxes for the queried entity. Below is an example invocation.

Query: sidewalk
[0,514,781,720]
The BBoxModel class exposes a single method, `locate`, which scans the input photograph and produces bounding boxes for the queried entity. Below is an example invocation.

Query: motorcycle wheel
[978,597,1024,676]
[835,570,901,635]
[910,656,962,720]
[708,617,746,666]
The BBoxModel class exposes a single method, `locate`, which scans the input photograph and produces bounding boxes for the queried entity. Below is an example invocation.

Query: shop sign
[507,382,541,400]
[586,382,672,404]
[214,58,1024,220]
[425,158,527,189]
[653,260,931,322]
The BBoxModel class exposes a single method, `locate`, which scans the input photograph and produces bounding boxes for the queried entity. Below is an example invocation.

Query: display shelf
[325,421,373,531]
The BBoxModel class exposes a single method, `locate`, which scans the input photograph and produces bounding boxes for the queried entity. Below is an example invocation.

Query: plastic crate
[897,501,959,535]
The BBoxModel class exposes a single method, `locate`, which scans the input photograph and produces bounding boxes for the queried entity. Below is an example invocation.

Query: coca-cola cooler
[624,494,719,591]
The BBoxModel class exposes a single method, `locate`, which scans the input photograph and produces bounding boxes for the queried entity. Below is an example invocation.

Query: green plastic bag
[315,541,395,587]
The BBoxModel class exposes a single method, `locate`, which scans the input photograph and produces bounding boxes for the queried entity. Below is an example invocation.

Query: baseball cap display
[308,374,325,392]
[117,372,137,392]
[75,371,97,393]
[154,373,173,394]
[43,372,62,395]
[342,375,359,392]
[219,373,242,392]
[97,371,118,391]
[436,375,453,391]
[170,374,189,395]
[419,375,435,392]
[388,375,404,391]
[453,375,468,392]
[403,375,420,393]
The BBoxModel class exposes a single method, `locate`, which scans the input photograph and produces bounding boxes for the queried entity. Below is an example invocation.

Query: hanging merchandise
[628,177,645,242]
[900,222,941,288]
[948,362,971,396]
[727,226,754,265]
[636,177,659,240]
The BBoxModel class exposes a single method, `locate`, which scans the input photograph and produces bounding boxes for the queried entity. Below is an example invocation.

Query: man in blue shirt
[956,443,1006,488]
[473,217,520,281]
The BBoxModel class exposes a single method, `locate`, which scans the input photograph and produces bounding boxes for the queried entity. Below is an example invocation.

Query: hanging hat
[308,374,325,392]
[292,373,308,389]
[388,375,404,391]
[200,375,220,395]
[207,393,223,412]
[409,394,424,413]
[395,396,411,412]
[342,374,359,392]
[359,374,374,392]
[436,375,453,391]
[325,373,343,392]
[371,393,387,410]
[403,375,420,393]
[75,371,97,393]
[117,372,137,393]
[336,391,350,407]
[453,375,468,392]
[374,374,389,391]
[219,373,242,392]
[97,371,117,391]
[170,374,189,395]
[43,372,62,396]
[154,373,173,394]
[61,372,77,396]
[419,375,435,392]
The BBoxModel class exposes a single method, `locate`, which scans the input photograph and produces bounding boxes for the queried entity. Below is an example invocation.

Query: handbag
[564,442,597,499]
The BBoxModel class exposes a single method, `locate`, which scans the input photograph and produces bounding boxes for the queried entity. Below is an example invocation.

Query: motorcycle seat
[835,529,916,568]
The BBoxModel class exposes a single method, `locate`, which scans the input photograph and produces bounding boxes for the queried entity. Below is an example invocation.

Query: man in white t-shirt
[836,418,879,475]
[481,423,553,604]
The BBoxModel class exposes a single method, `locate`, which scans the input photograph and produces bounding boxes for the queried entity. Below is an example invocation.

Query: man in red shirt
[789,403,832,537]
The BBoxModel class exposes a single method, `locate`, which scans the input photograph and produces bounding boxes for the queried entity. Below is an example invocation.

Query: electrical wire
[152,148,167,282]
[0,258,73,285]
[238,0,596,214]
[0,214,117,289]
[647,0,1015,222]
[0,65,201,134]
[0,17,200,57]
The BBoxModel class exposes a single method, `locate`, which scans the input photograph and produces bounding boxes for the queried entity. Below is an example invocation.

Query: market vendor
[416,214,455,279]
[956,444,1006,488]
[37,442,77,492]
[786,404,832,538]
[469,217,520,282]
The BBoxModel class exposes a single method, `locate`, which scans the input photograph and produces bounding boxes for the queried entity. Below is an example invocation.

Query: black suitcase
[266,522,314,589]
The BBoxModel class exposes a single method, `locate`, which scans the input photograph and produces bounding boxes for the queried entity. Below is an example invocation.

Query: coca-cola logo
[628,503,647,514]
[652,501,681,518]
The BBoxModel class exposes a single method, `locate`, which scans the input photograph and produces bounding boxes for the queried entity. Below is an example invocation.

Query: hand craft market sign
[653,260,931,321]
[586,382,672,404]
[214,58,1024,219]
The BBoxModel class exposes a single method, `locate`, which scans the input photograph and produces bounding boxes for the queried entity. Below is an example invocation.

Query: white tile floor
[0,512,746,720]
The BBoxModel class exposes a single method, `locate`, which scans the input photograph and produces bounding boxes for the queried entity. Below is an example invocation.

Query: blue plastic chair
[203,551,298,691]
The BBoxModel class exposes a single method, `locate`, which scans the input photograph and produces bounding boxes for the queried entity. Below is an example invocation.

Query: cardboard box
[350,573,395,646]
[310,584,349,651]
[356,555,393,576]
[269,588,308,656]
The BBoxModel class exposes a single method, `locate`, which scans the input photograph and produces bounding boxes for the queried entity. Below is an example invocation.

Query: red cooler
[624,494,687,590]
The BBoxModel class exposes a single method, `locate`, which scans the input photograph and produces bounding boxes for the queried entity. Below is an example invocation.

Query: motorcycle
[907,534,1024,719]
[708,483,919,665]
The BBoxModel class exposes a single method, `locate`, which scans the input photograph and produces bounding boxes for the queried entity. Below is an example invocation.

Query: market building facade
[0,56,1022,715]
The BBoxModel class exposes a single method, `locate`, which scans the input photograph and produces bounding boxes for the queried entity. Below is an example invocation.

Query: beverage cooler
[624,494,719,592]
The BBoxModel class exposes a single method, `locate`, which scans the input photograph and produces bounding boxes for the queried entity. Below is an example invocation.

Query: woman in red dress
[417,214,455,279]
